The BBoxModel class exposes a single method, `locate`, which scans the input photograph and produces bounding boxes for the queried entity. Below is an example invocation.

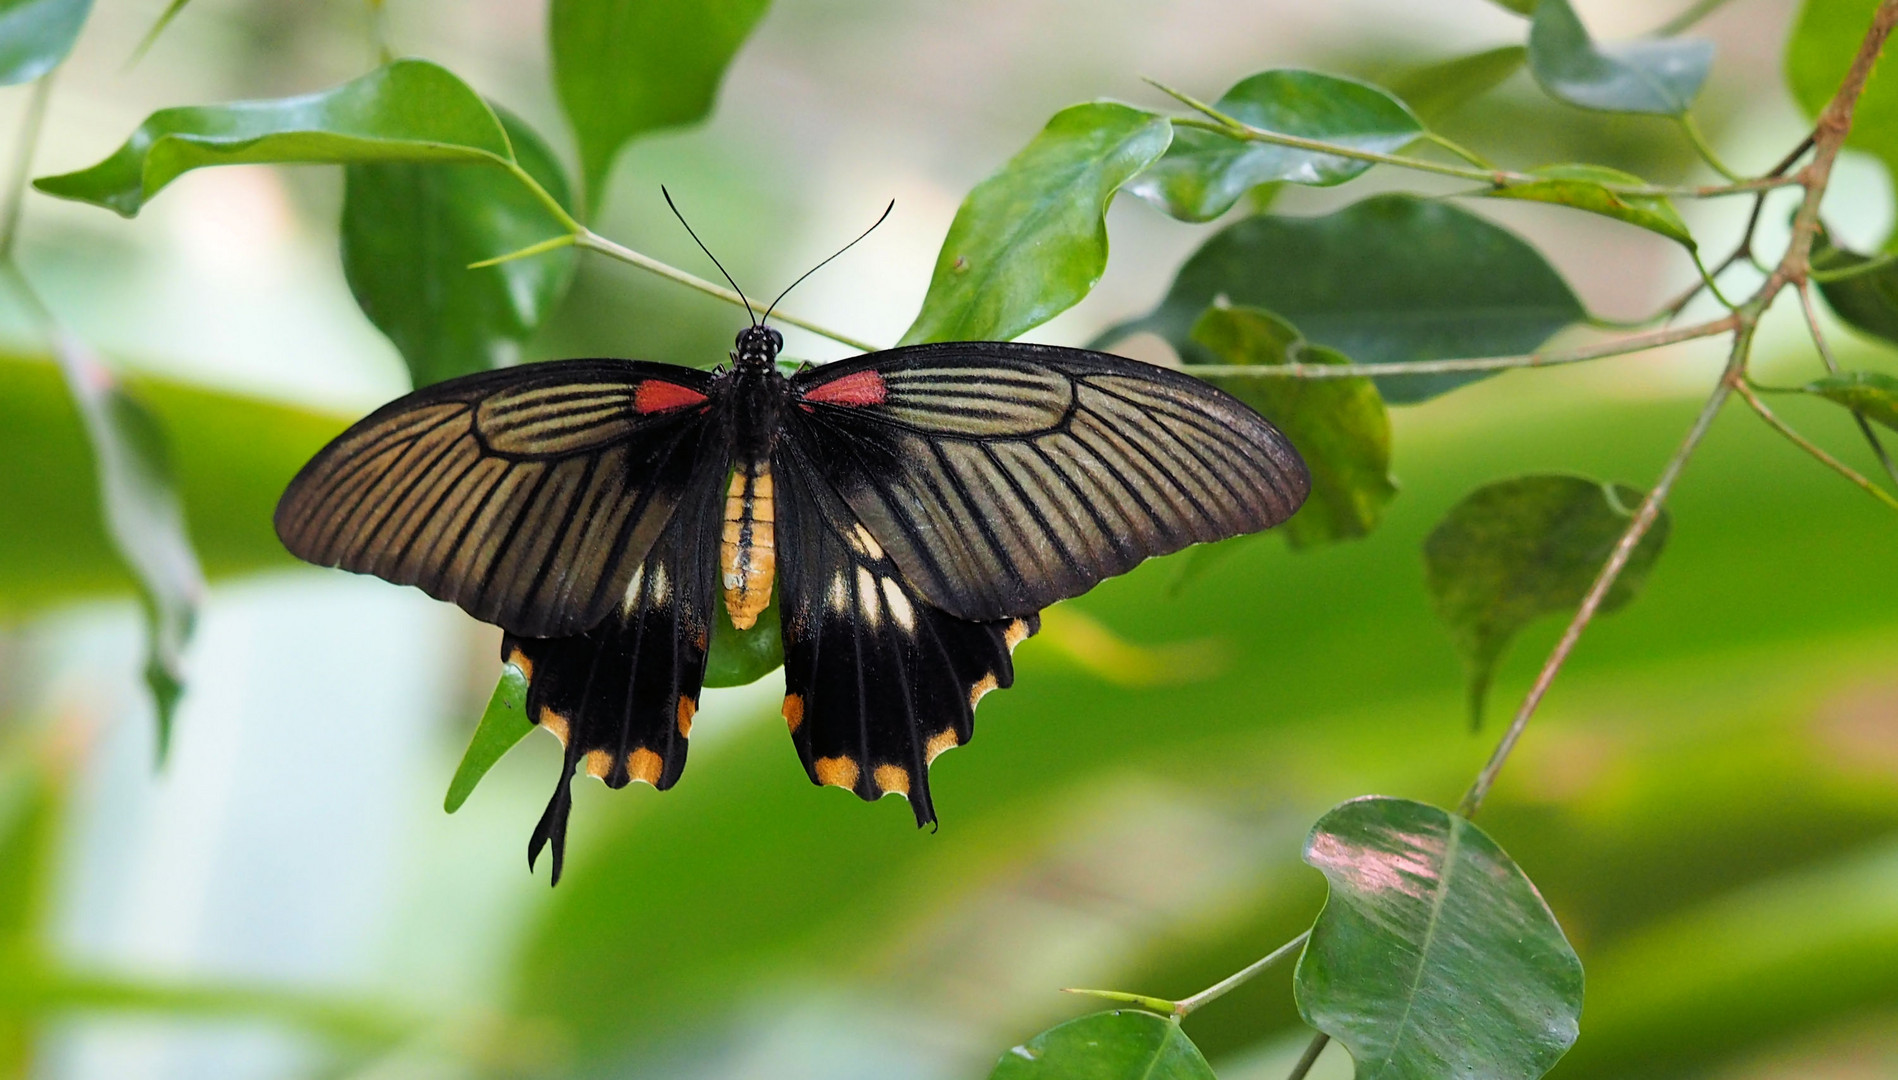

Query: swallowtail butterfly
[276,210,1310,883]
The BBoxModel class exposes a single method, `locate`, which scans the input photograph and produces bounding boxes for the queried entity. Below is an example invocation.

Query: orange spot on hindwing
[783,694,805,735]
[815,756,860,790]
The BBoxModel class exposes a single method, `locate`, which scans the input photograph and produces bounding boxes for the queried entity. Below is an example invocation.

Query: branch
[1796,281,1898,488]
[1285,1033,1332,1080]
[573,229,883,353]
[1154,79,1800,200]
[1734,379,1898,509]
[1458,326,1745,817]
[1179,316,1735,380]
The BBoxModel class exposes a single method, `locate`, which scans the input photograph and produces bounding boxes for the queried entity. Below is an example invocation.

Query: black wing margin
[774,437,1036,827]
[275,360,717,638]
[786,342,1309,622]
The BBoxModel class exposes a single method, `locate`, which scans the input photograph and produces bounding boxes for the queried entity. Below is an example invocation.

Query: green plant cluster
[2,0,1897,1078]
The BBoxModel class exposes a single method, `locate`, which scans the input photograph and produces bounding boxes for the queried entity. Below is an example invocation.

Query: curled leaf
[444,661,533,813]
[1423,474,1670,726]
[1491,164,1693,249]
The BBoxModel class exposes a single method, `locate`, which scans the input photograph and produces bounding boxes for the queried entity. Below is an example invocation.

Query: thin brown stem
[1734,379,1898,509]
[1459,332,1743,817]
[1180,316,1734,381]
[1797,281,1898,488]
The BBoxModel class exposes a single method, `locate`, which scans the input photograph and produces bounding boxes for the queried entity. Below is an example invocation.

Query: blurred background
[3,0,1897,1078]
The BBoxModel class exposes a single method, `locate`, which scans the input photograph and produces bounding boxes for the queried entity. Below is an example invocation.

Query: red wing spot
[802,370,887,407]
[634,380,709,414]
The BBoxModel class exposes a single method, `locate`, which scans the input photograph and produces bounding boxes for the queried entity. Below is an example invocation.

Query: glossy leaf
[1811,227,1898,344]
[1787,0,1898,229]
[52,333,204,761]
[1390,45,1528,122]
[34,60,517,217]
[990,1011,1215,1080]
[444,661,533,814]
[1801,370,1898,431]
[1191,304,1396,548]
[1528,0,1712,115]
[0,0,92,85]
[705,588,782,688]
[1297,796,1583,1080]
[1096,194,1585,403]
[341,107,579,387]
[900,102,1171,345]
[1490,164,1693,248]
[550,0,771,206]
[1128,70,1422,223]
[1423,474,1669,726]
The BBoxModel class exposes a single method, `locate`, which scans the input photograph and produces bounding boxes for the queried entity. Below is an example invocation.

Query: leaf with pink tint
[1296,796,1582,1080]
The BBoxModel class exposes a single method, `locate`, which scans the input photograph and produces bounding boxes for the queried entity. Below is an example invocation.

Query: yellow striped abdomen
[721,464,775,629]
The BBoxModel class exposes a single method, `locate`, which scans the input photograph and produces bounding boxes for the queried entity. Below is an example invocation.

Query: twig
[1797,280,1898,488]
[1456,0,1898,819]
[1148,78,1796,200]
[0,75,54,260]
[1458,328,1744,817]
[1173,931,1310,1016]
[1285,1033,1331,1080]
[574,229,882,353]
[1179,316,1734,380]
[1734,379,1898,509]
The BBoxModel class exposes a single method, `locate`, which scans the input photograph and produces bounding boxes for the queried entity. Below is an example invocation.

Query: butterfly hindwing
[508,421,731,884]
[274,360,717,638]
[786,342,1310,622]
[774,437,1036,826]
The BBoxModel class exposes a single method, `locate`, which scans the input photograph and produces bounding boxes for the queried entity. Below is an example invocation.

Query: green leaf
[341,107,580,387]
[1297,796,1583,1080]
[444,661,533,813]
[1811,227,1898,344]
[0,0,93,85]
[1800,370,1898,431]
[704,587,782,688]
[0,758,60,947]
[34,59,519,217]
[990,1012,1215,1080]
[0,352,338,616]
[1190,305,1397,548]
[900,103,1172,345]
[1490,164,1694,248]
[1097,194,1585,403]
[1485,0,1534,14]
[1528,0,1712,115]
[52,333,203,761]
[1128,70,1422,223]
[550,0,772,207]
[1788,0,1898,235]
[1422,474,1670,726]
[1389,46,1528,122]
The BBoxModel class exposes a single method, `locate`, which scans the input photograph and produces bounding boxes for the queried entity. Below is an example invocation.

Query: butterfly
[274,194,1310,883]
[274,324,1309,882]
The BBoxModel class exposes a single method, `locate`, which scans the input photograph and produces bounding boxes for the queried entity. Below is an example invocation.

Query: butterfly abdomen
[721,462,776,629]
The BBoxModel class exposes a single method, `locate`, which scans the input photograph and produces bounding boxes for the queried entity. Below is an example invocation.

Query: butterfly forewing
[274,360,717,638]
[787,342,1311,622]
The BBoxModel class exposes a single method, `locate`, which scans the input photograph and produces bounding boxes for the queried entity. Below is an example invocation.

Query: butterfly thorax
[720,338,787,631]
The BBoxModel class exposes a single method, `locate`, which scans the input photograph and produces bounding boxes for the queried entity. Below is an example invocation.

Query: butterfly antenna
[761,199,894,326]
[662,185,756,325]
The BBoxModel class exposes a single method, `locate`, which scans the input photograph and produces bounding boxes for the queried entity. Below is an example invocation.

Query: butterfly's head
[732,325,784,371]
